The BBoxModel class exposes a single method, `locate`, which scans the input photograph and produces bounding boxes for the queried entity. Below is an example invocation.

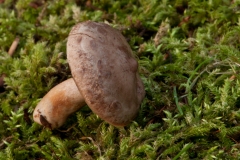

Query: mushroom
[33,21,145,129]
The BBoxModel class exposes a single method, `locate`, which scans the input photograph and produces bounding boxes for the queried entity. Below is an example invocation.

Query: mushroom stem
[33,78,86,129]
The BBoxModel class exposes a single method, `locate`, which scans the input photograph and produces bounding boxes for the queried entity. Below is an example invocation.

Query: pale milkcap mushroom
[33,21,145,129]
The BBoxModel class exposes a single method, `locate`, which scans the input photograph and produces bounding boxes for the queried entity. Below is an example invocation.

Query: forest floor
[1,0,240,159]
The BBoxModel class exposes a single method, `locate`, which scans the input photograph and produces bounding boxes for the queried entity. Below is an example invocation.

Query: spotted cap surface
[67,21,145,126]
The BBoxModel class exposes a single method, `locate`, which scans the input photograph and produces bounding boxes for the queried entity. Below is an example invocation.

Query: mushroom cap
[67,21,145,126]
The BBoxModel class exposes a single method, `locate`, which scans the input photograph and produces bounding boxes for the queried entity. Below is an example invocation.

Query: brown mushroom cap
[67,21,145,126]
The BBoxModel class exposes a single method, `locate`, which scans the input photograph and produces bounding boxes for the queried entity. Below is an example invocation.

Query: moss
[1,0,240,159]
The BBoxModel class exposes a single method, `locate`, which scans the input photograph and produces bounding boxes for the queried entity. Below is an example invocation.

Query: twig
[0,136,13,149]
[57,124,77,132]
[8,37,20,56]
[0,37,20,90]
[80,137,102,156]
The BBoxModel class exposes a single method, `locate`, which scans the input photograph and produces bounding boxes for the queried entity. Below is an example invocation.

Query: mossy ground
[1,0,240,159]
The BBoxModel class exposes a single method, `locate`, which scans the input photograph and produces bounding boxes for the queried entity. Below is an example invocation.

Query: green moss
[1,0,240,159]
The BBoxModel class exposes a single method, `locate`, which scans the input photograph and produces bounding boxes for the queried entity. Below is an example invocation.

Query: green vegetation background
[1,0,240,159]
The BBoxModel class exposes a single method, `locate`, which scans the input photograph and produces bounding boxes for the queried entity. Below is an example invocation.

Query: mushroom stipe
[33,21,145,129]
